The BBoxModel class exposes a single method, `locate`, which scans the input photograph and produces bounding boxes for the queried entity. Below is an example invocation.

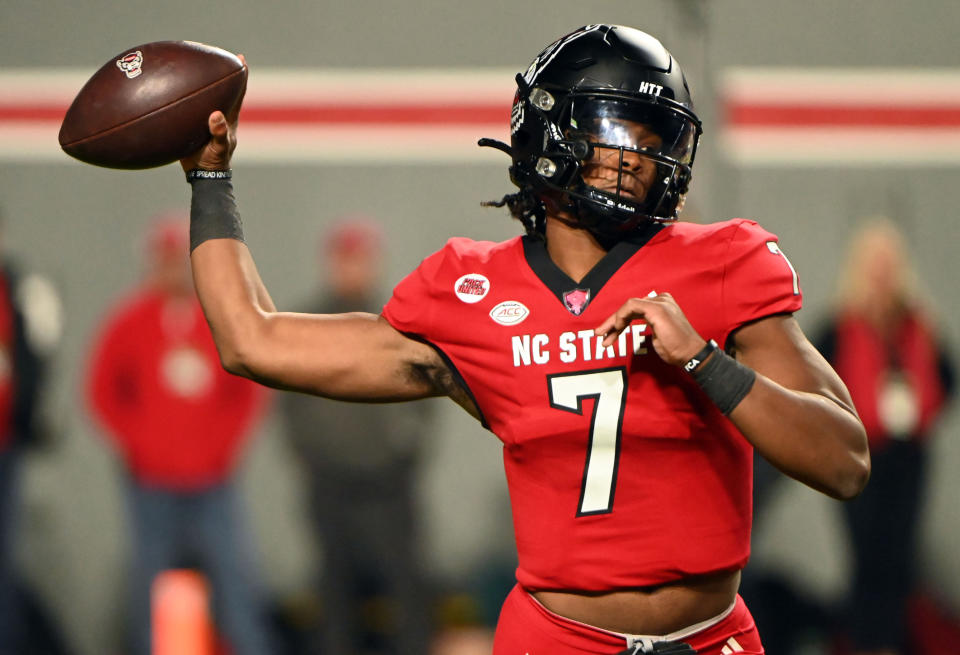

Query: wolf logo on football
[116,51,144,79]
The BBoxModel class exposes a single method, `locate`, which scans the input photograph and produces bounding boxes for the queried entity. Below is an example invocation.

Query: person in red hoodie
[86,214,272,655]
[815,217,955,655]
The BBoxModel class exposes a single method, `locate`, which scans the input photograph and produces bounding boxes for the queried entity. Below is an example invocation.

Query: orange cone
[152,570,215,655]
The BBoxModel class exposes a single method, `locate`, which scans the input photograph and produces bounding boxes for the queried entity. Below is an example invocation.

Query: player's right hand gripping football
[180,54,247,173]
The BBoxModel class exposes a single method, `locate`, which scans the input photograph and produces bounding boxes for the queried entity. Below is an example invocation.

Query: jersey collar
[521,222,665,315]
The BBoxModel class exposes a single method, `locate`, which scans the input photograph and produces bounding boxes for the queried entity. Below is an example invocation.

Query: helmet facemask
[533,92,700,237]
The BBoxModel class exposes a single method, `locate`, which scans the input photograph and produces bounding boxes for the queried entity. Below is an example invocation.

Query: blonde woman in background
[815,217,956,655]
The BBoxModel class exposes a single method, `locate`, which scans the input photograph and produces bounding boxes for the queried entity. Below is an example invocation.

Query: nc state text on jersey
[512,324,649,367]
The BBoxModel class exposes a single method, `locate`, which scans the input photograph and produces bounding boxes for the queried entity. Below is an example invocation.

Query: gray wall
[2,1,959,653]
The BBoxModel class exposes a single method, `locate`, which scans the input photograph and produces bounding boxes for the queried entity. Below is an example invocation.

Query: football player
[181,25,869,655]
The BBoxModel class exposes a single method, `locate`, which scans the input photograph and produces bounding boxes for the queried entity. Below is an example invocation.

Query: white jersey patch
[454,274,490,304]
[489,300,529,326]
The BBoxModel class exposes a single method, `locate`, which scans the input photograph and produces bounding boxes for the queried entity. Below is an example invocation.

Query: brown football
[58,41,247,169]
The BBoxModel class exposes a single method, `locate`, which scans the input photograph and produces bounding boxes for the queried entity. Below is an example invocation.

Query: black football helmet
[484,24,702,236]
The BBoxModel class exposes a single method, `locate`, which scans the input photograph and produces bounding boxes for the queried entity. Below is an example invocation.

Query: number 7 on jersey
[548,368,628,516]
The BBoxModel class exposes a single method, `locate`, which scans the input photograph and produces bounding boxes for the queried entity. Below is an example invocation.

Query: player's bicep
[242,311,449,402]
[729,314,857,414]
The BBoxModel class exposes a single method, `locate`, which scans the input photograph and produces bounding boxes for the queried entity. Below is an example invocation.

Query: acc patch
[454,274,490,304]
[489,301,529,326]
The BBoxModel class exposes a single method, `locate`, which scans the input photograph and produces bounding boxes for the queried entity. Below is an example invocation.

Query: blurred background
[0,1,958,654]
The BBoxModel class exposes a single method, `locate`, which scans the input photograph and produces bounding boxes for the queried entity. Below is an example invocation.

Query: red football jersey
[382,219,802,591]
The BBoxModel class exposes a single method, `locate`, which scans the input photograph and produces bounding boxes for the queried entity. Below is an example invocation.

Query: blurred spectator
[85,214,272,655]
[279,217,434,655]
[430,626,495,655]
[0,206,63,653]
[815,217,956,655]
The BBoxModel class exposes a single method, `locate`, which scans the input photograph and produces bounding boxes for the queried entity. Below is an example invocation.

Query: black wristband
[683,339,718,373]
[687,343,756,415]
[188,175,244,252]
[185,168,232,181]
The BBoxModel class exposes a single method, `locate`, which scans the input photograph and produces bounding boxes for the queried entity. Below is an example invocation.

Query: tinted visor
[567,97,698,165]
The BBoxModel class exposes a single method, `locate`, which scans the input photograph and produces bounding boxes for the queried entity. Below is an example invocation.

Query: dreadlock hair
[481,186,546,239]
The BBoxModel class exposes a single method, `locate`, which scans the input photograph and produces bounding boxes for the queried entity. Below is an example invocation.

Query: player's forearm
[730,380,869,500]
[190,238,275,375]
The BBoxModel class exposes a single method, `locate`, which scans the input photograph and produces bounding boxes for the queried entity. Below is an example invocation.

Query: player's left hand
[594,292,706,367]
